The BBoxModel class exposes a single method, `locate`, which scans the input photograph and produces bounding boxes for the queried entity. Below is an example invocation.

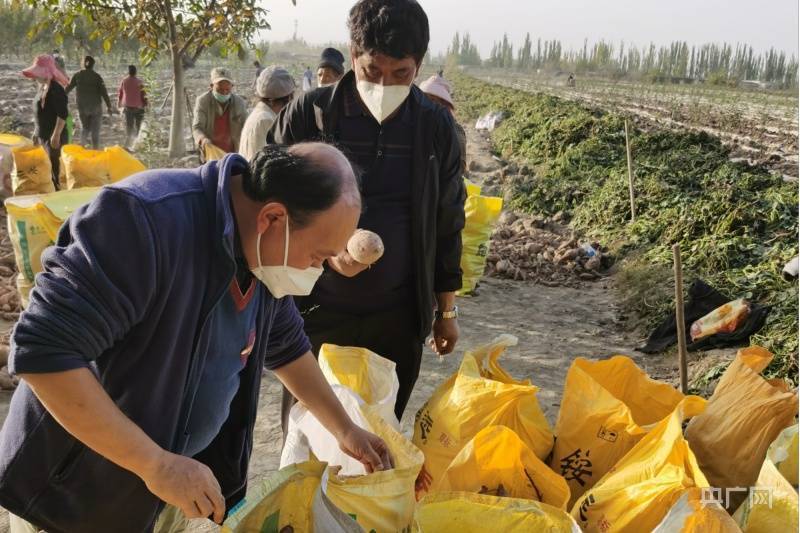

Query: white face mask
[355,79,411,123]
[251,219,323,299]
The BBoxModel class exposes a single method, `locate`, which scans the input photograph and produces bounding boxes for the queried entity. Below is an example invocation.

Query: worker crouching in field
[0,143,391,533]
[271,0,466,431]
[419,74,467,173]
[239,66,296,162]
[193,67,248,159]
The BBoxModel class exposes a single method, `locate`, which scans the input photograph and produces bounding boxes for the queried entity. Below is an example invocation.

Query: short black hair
[84,56,95,68]
[348,0,429,64]
[128,65,137,76]
[245,145,355,228]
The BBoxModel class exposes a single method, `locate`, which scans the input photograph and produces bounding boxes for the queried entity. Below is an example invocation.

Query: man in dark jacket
[65,55,114,149]
[0,144,390,533]
[271,0,465,428]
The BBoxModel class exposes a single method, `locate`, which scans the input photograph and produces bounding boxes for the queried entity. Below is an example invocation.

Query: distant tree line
[445,32,799,89]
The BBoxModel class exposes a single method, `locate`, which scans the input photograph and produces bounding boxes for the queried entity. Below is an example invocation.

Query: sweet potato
[346,229,384,266]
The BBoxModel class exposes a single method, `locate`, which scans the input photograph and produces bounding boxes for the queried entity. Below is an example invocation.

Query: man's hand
[337,424,394,473]
[327,251,369,278]
[141,450,226,524]
[49,132,61,150]
[429,317,460,356]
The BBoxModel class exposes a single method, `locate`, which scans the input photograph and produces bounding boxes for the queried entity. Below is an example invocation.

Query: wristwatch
[435,306,459,320]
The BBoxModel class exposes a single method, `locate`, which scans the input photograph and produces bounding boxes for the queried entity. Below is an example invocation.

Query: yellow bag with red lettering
[434,425,569,509]
[221,461,361,533]
[551,355,686,507]
[570,396,709,533]
[414,492,581,532]
[412,335,553,498]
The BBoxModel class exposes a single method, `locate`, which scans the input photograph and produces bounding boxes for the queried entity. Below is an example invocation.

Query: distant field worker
[239,66,296,162]
[65,55,114,149]
[118,65,148,150]
[419,74,466,172]
[21,54,70,190]
[192,67,248,158]
[317,47,346,87]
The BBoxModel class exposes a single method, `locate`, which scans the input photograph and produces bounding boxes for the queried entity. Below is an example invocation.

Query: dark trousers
[39,129,67,191]
[281,303,424,437]
[79,111,102,149]
[124,107,145,147]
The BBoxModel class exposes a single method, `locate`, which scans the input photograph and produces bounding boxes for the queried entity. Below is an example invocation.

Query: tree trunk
[168,45,186,158]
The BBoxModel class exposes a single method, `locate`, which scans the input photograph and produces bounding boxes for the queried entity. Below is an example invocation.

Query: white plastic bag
[281,384,375,475]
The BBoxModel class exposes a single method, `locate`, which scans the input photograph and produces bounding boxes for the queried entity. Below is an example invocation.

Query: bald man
[0,144,389,533]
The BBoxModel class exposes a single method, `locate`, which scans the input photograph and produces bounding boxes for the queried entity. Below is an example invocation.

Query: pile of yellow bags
[242,340,797,533]
[457,178,503,296]
[412,335,554,498]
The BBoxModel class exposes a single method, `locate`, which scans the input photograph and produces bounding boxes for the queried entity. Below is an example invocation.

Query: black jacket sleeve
[433,110,466,293]
[266,91,316,145]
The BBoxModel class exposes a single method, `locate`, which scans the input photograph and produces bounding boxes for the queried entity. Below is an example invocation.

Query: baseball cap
[210,67,235,85]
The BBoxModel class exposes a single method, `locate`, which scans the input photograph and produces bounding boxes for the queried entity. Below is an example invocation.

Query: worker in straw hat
[192,67,248,158]
[419,74,466,172]
[20,54,71,190]
[239,66,296,162]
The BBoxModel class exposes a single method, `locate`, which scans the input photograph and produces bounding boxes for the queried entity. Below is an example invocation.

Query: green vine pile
[453,73,798,383]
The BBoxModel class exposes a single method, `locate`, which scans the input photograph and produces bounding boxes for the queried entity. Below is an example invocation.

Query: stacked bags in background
[5,143,146,306]
[5,188,101,307]
[457,178,503,296]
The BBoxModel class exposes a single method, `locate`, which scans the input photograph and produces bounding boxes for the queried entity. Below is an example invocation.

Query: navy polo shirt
[310,77,414,314]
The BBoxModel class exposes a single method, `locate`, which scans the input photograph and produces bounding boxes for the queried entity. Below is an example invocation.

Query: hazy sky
[259,0,799,57]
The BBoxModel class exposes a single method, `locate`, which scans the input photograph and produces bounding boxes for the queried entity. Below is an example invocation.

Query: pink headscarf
[21,54,69,88]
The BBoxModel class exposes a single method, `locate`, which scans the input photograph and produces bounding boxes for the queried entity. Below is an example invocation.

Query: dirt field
[0,61,739,531]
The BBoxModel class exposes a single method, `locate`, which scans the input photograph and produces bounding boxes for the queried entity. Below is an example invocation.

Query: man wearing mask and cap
[65,55,115,149]
[240,66,296,161]
[193,67,248,158]
[269,0,465,429]
[0,144,391,533]
[317,47,346,87]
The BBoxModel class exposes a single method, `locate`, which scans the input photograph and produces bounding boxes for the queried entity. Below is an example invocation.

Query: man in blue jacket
[0,143,390,533]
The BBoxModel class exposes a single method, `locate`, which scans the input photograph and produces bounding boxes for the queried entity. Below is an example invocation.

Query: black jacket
[267,71,465,338]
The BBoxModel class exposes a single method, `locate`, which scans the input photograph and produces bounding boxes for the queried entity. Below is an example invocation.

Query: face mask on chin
[250,218,323,299]
[355,79,411,123]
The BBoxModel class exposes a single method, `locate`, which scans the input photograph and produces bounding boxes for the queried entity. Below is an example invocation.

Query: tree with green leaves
[25,0,279,157]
